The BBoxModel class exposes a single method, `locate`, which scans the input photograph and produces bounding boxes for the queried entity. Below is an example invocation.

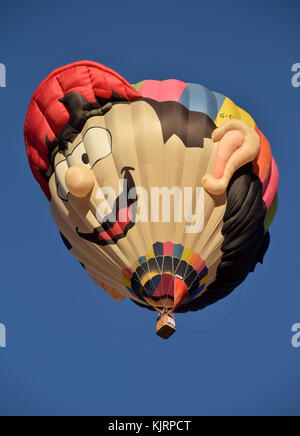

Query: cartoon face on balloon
[24,62,277,312]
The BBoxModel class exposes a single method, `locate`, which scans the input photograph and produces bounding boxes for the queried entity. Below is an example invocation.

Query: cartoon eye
[67,142,91,169]
[83,127,112,167]
[55,159,69,201]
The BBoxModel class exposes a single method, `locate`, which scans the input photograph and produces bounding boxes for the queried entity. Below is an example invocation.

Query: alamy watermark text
[0,323,6,348]
[291,323,300,348]
[0,63,6,88]
[291,63,300,88]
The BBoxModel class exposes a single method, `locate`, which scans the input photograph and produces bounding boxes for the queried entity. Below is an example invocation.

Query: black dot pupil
[82,153,89,165]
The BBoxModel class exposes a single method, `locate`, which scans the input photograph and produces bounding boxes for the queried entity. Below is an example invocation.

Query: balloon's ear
[202,119,261,195]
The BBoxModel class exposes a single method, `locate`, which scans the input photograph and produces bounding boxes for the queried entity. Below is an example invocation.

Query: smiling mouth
[76,166,138,246]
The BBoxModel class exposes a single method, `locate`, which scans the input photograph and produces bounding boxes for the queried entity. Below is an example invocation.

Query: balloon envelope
[24,61,278,314]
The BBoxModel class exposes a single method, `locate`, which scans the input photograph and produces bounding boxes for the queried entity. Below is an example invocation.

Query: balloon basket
[156,312,176,340]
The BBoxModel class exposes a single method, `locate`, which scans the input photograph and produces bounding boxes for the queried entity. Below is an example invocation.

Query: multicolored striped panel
[122,241,208,310]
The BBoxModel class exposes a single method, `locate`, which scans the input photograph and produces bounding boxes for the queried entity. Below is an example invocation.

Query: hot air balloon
[24,61,278,339]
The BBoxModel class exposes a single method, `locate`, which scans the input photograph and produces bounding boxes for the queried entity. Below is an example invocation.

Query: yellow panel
[133,260,140,270]
[215,97,255,128]
[146,246,155,260]
[199,274,208,287]
[182,247,194,262]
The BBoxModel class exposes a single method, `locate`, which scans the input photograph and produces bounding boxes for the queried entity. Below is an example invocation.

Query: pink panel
[139,79,187,102]
[195,259,206,274]
[164,241,174,256]
[263,158,279,209]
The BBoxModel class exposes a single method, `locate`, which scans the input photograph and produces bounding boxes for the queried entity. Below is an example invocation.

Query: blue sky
[0,0,299,416]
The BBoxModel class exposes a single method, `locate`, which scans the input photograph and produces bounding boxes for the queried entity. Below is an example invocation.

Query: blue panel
[173,244,184,259]
[198,266,208,280]
[179,83,219,121]
[144,280,156,296]
[213,91,226,115]
[138,256,147,265]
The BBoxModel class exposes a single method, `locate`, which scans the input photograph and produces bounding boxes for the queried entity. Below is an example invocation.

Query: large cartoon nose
[65,165,95,198]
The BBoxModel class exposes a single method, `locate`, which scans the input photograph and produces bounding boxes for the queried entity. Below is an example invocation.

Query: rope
[176,282,245,335]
